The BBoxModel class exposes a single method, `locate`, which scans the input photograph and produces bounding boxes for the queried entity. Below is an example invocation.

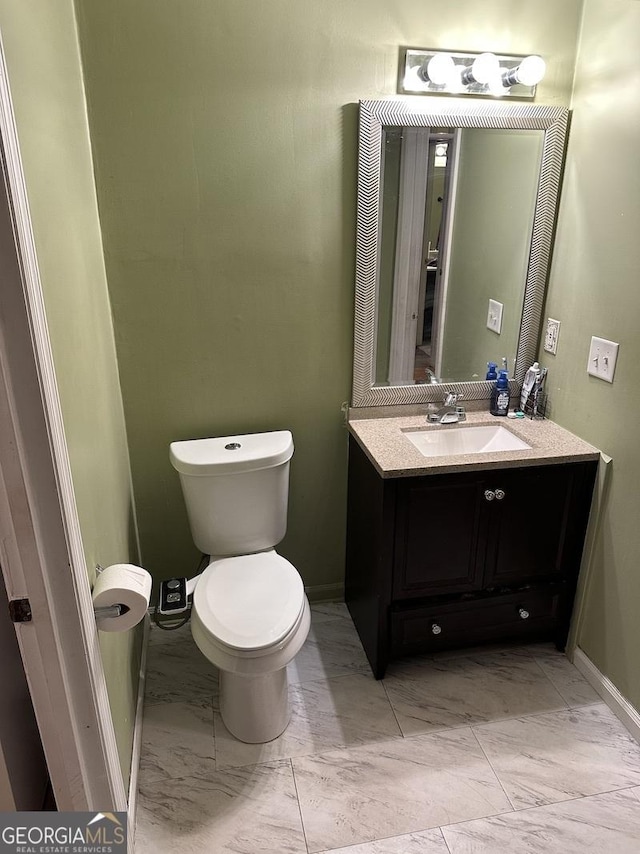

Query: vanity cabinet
[345,435,597,679]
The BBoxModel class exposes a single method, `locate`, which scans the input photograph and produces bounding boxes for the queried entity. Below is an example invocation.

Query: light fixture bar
[398,48,545,99]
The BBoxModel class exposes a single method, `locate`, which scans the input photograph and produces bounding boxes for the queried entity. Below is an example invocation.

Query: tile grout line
[289,758,311,854]
[210,695,219,772]
[313,825,459,853]
[436,825,455,854]
[530,654,604,711]
[529,653,579,708]
[380,679,406,739]
[436,783,640,836]
[391,702,598,743]
[469,725,517,813]
[289,667,376,689]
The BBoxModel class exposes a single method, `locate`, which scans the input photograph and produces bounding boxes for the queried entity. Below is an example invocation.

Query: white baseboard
[128,615,150,830]
[305,582,344,603]
[572,647,640,744]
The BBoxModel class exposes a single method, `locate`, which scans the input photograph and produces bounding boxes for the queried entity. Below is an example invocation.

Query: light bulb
[473,52,500,84]
[503,55,546,87]
[516,55,546,86]
[462,52,499,85]
[426,53,455,86]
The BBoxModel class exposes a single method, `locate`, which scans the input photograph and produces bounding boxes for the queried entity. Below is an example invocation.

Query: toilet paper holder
[94,603,130,620]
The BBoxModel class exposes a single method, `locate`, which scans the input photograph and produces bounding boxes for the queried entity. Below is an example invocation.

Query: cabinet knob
[431,623,442,635]
[484,489,495,501]
[494,488,506,500]
[518,608,530,620]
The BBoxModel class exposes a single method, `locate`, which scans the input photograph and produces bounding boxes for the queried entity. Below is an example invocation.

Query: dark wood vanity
[345,426,598,679]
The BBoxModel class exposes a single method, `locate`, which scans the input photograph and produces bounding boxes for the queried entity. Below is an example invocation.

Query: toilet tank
[169,431,294,556]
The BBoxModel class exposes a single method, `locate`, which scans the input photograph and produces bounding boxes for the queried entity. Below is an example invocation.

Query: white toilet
[169,430,310,743]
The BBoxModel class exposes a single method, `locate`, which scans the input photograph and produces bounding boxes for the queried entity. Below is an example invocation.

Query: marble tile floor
[136,604,640,853]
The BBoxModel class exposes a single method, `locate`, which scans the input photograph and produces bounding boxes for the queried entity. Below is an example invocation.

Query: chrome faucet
[427,392,466,424]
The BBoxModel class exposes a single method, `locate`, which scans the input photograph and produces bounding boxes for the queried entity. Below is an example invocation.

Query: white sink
[403,424,532,458]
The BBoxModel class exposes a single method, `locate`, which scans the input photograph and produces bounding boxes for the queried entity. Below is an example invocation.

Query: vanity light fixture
[398,48,546,99]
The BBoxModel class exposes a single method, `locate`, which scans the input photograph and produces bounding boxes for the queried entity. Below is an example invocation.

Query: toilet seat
[193,550,305,654]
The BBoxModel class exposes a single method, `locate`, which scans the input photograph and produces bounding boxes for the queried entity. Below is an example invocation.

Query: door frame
[431,128,461,380]
[387,127,430,384]
[0,35,127,816]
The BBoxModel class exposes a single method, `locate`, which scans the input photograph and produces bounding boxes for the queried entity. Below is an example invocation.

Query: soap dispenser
[490,369,510,416]
[486,362,498,381]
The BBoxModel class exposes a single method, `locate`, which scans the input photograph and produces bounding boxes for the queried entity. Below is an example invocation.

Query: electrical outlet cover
[487,299,503,334]
[587,336,619,383]
[544,318,561,354]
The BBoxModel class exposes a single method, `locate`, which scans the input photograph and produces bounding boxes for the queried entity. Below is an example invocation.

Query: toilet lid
[193,551,305,651]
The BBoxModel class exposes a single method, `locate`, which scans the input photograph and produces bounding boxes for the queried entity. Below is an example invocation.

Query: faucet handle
[443,391,460,406]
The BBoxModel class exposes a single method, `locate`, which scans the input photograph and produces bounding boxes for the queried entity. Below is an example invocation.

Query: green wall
[542,0,640,707]
[74,0,582,593]
[0,1,141,785]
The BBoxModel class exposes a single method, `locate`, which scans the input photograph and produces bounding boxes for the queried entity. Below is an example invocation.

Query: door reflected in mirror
[376,126,544,388]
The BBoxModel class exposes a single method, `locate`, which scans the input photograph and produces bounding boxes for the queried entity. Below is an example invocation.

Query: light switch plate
[487,299,503,334]
[544,318,561,354]
[587,336,619,383]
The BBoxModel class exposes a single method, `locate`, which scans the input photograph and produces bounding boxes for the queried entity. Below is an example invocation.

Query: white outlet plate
[587,336,619,383]
[544,317,561,354]
[487,299,503,334]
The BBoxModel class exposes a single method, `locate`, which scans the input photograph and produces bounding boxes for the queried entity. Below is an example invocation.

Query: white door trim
[0,33,126,813]
[431,129,460,380]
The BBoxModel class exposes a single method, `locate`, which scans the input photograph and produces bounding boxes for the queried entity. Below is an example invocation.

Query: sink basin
[403,424,532,458]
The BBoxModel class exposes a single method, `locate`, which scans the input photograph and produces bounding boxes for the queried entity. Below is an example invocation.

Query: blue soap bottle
[490,369,510,416]
[486,362,498,381]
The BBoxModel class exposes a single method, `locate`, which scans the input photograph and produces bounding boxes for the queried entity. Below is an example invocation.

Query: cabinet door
[483,465,575,586]
[394,474,487,598]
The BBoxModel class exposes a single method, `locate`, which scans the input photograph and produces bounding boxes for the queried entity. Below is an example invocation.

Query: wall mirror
[352,100,569,407]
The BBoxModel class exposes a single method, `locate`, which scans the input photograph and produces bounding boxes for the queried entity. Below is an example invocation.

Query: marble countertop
[348,410,600,478]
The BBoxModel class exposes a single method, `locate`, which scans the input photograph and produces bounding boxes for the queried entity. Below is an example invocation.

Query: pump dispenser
[490,369,510,416]
[486,362,498,381]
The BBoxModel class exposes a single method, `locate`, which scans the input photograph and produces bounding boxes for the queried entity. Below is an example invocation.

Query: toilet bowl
[191,551,311,742]
[169,430,310,743]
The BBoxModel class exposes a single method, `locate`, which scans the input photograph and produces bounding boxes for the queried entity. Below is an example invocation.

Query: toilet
[169,430,310,743]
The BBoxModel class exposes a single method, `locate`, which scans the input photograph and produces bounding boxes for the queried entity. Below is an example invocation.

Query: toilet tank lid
[170,430,293,476]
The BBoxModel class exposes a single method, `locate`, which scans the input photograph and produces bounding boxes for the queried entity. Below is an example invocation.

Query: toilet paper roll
[92,563,152,632]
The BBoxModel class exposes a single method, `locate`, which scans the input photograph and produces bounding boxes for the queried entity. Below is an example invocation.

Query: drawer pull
[431,623,442,635]
[495,488,506,500]
[518,608,530,620]
[484,490,495,501]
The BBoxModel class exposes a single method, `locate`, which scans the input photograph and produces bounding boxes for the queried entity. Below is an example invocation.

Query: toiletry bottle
[519,361,540,412]
[486,362,498,381]
[531,366,548,418]
[490,369,510,416]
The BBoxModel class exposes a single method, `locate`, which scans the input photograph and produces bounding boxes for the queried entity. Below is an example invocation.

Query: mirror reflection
[375,126,544,387]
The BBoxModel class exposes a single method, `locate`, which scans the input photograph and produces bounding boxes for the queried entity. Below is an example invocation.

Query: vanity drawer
[390,589,560,655]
